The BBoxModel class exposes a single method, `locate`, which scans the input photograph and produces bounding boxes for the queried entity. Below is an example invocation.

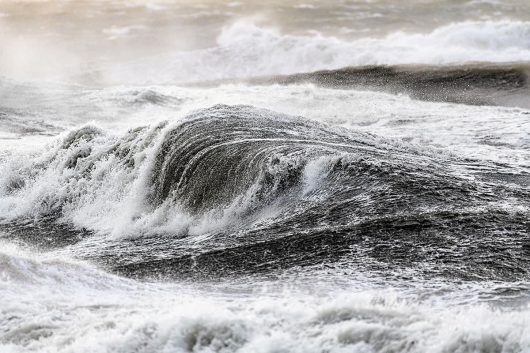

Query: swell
[220,63,530,108]
[0,105,529,281]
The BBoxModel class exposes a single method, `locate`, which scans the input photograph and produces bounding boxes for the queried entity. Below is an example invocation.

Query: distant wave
[239,63,530,109]
[0,105,528,280]
[99,20,530,84]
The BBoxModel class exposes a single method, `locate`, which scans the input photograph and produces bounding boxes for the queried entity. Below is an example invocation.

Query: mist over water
[1,1,530,353]
[1,0,530,83]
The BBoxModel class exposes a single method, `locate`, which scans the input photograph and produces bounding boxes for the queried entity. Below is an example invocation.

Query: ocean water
[0,1,529,352]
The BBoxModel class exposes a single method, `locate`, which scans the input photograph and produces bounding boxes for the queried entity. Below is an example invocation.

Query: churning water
[0,1,529,352]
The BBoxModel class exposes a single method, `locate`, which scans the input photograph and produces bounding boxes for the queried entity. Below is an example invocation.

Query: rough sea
[0,1,529,352]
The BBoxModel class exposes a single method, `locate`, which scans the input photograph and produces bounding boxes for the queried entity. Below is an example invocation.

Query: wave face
[1,105,528,281]
[150,106,365,213]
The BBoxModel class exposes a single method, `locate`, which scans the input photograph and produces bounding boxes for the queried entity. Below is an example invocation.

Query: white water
[100,20,530,84]
[2,245,530,353]
[3,17,530,84]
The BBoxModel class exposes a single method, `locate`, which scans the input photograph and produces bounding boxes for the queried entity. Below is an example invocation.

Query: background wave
[98,20,530,84]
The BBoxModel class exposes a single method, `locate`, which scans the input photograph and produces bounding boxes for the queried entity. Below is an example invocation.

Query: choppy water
[0,1,529,352]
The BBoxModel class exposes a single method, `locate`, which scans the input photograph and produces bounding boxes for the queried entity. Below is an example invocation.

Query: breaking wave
[0,105,528,280]
[103,20,530,84]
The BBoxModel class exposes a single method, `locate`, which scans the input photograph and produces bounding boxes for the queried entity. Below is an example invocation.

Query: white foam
[302,155,337,195]
[103,20,530,84]
[1,247,530,353]
[102,25,146,40]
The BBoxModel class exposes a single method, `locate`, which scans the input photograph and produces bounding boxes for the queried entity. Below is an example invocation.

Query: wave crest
[104,20,530,84]
[0,105,528,279]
